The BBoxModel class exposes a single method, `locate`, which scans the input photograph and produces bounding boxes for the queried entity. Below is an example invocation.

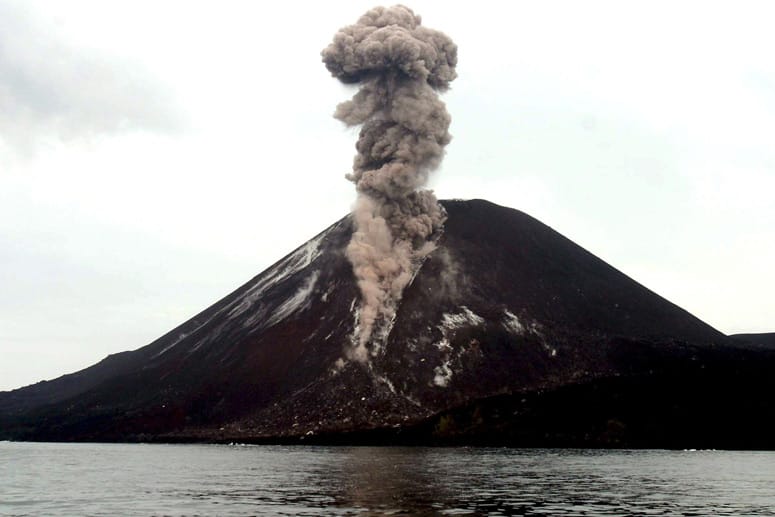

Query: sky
[1,0,773,391]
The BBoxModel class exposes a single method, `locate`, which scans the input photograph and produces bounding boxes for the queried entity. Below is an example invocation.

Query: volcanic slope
[2,199,773,446]
[730,333,775,349]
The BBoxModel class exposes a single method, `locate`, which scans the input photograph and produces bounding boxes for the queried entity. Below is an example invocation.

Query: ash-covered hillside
[2,199,774,448]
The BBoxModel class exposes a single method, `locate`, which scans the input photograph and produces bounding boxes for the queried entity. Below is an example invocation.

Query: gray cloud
[322,5,457,360]
[0,2,182,155]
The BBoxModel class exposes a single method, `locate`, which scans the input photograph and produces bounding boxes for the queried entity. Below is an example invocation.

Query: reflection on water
[2,442,775,516]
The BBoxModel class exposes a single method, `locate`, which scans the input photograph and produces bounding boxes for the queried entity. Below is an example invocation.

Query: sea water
[1,442,774,516]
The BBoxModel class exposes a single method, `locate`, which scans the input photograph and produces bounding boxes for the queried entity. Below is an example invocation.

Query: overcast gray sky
[2,0,773,391]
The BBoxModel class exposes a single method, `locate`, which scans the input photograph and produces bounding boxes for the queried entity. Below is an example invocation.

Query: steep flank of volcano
[2,199,772,447]
[411,199,724,342]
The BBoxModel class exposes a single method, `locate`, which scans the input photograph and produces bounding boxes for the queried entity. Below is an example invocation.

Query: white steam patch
[440,306,484,331]
[152,331,190,359]
[434,337,452,351]
[499,310,555,356]
[433,361,453,387]
[502,310,525,335]
[430,306,484,389]
[332,357,347,375]
[263,270,320,328]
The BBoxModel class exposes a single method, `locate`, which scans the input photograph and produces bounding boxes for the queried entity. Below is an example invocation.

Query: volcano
[2,199,774,447]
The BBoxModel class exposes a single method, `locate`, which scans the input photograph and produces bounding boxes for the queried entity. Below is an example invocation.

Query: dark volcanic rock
[730,333,775,349]
[2,199,774,447]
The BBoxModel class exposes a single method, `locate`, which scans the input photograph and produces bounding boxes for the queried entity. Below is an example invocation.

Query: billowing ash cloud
[322,5,457,361]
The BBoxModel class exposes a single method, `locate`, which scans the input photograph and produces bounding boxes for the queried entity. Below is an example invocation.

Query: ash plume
[322,5,457,361]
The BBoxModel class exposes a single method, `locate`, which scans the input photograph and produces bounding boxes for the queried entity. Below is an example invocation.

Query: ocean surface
[1,442,774,516]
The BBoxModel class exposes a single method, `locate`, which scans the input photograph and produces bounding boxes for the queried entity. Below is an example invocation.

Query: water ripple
[1,444,774,516]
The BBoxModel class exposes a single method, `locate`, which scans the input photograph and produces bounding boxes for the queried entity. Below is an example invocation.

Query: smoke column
[322,5,457,361]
